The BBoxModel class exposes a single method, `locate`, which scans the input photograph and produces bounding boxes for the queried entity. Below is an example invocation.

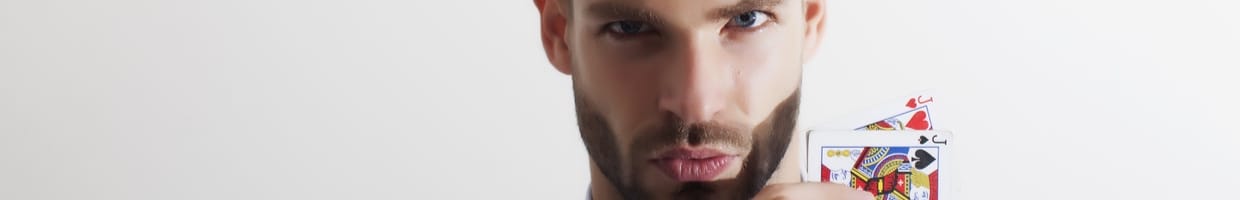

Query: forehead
[569,0,796,21]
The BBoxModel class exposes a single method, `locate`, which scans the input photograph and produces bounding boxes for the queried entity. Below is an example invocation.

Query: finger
[752,183,874,200]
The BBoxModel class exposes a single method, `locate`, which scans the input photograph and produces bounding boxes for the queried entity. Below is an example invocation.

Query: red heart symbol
[905,111,930,130]
[905,98,917,108]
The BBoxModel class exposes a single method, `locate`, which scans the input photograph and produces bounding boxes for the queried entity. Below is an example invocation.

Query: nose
[658,33,733,124]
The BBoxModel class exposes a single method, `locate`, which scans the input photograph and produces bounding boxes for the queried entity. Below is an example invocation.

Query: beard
[573,84,800,200]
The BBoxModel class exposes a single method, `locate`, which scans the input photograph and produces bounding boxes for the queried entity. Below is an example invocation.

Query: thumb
[752,183,875,200]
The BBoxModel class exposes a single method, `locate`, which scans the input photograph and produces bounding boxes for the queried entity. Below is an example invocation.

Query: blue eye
[605,21,652,35]
[728,11,770,28]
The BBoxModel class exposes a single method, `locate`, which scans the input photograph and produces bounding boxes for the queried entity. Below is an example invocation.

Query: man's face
[550,0,817,199]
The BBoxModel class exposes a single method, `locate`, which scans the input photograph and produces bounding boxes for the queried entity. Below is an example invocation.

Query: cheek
[573,44,664,147]
[725,31,803,122]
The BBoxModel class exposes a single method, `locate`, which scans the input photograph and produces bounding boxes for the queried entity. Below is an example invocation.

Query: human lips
[650,148,738,182]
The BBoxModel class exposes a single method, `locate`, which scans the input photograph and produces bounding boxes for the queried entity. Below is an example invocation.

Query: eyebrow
[712,0,785,20]
[586,0,785,25]
[587,2,664,25]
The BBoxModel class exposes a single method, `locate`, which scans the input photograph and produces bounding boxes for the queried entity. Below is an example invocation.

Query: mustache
[635,113,752,151]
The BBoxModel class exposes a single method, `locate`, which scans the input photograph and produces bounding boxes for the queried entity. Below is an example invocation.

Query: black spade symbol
[918,135,929,144]
[911,149,936,170]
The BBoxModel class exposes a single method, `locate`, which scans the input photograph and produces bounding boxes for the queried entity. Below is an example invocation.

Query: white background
[2,0,1238,199]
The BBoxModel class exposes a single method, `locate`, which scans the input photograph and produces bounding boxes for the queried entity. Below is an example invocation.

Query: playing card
[798,91,941,181]
[814,91,938,131]
[805,130,952,200]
